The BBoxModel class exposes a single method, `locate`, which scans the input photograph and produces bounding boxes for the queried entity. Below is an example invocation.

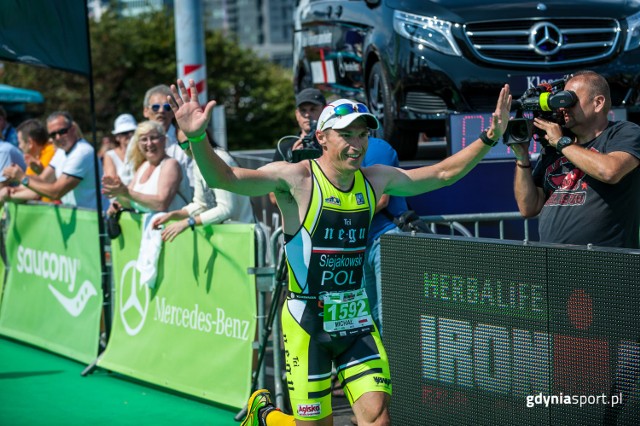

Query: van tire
[367,62,418,159]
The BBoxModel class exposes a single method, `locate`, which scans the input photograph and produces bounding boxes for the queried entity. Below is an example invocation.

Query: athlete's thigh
[282,298,334,421]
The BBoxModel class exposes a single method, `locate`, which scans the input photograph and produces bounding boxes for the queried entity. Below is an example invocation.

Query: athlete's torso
[285,160,376,295]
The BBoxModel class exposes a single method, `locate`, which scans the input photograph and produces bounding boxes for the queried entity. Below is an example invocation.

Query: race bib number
[322,288,373,336]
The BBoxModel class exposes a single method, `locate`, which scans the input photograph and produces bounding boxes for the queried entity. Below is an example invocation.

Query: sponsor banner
[98,213,257,409]
[0,203,102,363]
[381,234,640,425]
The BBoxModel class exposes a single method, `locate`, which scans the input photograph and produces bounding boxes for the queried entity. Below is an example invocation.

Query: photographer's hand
[292,138,305,151]
[511,143,531,166]
[533,118,563,149]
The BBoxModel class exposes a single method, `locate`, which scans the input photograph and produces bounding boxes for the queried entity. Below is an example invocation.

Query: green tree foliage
[1,9,296,150]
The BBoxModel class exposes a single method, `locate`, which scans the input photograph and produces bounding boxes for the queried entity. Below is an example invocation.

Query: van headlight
[393,10,462,56]
[625,10,640,51]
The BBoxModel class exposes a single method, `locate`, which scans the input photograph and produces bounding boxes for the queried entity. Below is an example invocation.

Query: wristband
[187,216,196,231]
[187,132,207,143]
[516,162,532,169]
[479,130,498,147]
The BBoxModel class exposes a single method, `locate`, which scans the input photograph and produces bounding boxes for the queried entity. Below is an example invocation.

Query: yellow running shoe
[240,389,274,426]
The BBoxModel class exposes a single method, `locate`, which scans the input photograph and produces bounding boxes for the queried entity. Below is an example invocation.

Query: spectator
[511,70,640,248]
[97,135,115,161]
[103,113,137,185]
[102,120,190,214]
[15,118,56,203]
[0,106,18,146]
[2,111,99,209]
[152,128,254,242]
[170,79,511,426]
[361,137,410,334]
[16,118,56,177]
[136,84,193,188]
[0,143,26,204]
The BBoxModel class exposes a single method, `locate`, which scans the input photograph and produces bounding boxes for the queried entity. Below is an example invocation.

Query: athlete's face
[319,119,369,172]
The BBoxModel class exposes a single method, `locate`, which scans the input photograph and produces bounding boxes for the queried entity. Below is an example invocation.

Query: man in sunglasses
[140,84,193,191]
[2,111,99,210]
[170,79,511,426]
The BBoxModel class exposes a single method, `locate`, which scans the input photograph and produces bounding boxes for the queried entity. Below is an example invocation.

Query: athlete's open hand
[169,79,217,139]
[488,84,512,141]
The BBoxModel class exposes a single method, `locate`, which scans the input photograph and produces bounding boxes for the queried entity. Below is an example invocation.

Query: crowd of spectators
[0,83,253,242]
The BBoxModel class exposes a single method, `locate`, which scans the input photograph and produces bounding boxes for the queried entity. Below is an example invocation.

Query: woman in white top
[103,113,137,185]
[152,128,255,241]
[102,120,191,213]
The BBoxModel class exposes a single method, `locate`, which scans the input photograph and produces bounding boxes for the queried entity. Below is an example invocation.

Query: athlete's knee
[352,392,390,426]
[356,406,390,426]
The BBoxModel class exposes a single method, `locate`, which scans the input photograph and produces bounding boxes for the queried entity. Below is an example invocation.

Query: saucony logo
[48,280,97,317]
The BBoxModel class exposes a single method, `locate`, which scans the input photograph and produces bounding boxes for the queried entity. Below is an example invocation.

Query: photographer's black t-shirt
[533,120,640,248]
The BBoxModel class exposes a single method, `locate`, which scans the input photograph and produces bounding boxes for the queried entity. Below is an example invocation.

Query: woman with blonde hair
[102,120,191,213]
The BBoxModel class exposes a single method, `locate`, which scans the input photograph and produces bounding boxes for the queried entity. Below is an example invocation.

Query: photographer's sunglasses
[319,102,369,129]
[150,103,171,112]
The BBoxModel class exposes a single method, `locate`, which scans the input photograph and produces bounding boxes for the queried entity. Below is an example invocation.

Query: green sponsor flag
[0,204,102,363]
[99,213,257,408]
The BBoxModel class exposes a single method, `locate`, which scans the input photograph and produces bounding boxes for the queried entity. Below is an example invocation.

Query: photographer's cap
[112,114,137,135]
[318,99,379,131]
[296,88,326,107]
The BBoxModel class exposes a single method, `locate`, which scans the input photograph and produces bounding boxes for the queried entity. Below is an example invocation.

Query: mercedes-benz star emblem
[119,260,150,336]
[530,22,562,56]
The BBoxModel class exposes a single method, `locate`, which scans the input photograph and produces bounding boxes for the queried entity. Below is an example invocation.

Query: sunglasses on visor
[332,103,369,116]
[319,103,370,129]
[150,103,171,112]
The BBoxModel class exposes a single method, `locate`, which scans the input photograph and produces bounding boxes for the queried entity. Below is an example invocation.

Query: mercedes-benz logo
[119,260,149,336]
[529,22,562,56]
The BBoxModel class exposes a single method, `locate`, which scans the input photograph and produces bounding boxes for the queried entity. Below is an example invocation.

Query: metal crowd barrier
[420,211,535,240]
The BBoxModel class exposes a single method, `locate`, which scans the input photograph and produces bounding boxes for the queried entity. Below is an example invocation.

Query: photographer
[269,88,326,206]
[511,70,640,248]
[273,88,326,163]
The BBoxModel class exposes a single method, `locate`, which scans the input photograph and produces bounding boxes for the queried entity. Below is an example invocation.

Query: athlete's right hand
[169,79,217,139]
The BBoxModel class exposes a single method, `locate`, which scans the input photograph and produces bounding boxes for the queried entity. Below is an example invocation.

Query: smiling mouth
[345,151,362,159]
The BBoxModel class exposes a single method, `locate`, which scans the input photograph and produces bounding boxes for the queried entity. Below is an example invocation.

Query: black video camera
[504,76,577,145]
[291,119,322,163]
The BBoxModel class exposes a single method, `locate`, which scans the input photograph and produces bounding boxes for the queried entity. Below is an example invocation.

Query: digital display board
[448,108,627,160]
[381,234,639,425]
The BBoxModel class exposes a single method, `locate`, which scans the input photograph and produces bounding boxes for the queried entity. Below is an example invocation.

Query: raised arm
[169,79,287,197]
[374,84,512,197]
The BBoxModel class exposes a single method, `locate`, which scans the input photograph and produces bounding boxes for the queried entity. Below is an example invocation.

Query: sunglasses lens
[48,126,70,139]
[151,103,171,112]
[333,104,354,116]
[333,103,368,116]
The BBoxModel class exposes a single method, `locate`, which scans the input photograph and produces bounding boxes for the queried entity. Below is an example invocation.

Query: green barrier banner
[0,203,103,363]
[0,240,5,304]
[98,213,257,409]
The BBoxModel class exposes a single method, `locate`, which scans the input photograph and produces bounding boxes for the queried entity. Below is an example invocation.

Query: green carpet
[0,337,240,425]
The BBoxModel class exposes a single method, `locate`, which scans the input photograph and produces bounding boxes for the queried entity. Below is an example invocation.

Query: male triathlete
[168,79,511,426]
